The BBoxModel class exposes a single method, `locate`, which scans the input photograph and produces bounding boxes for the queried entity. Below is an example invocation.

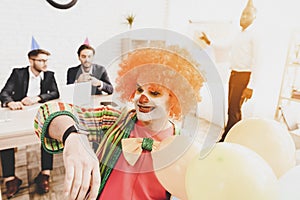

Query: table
[0,95,113,150]
[0,105,40,150]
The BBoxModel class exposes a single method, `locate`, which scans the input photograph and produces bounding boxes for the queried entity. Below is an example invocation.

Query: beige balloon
[279,165,300,200]
[186,143,279,200]
[225,118,296,178]
[152,135,202,200]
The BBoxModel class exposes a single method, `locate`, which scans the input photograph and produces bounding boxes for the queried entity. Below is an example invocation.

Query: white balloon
[279,165,300,200]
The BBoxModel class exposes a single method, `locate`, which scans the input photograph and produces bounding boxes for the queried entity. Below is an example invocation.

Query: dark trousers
[0,146,53,178]
[220,70,251,142]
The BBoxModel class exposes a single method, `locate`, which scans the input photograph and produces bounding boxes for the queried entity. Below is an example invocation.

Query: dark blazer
[66,64,113,95]
[0,66,60,107]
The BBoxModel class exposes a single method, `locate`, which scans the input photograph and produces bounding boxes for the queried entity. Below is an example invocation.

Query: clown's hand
[63,134,100,200]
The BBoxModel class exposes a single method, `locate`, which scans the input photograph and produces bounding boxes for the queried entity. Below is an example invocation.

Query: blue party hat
[31,36,40,50]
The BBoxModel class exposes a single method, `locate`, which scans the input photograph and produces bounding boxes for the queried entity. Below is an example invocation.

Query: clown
[34,47,204,200]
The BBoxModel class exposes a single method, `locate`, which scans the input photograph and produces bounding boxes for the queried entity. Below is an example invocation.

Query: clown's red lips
[138,105,155,113]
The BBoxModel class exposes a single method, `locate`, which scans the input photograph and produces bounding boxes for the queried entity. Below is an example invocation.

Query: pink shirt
[99,120,174,200]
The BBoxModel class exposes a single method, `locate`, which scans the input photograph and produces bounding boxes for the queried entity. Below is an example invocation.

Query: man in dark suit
[0,49,59,198]
[67,44,113,95]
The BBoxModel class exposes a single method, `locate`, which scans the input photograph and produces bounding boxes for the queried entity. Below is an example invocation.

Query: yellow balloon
[186,143,279,200]
[153,135,201,200]
[225,118,296,178]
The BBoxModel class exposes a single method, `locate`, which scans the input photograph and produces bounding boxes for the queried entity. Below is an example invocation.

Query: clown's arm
[34,102,119,200]
[50,115,100,200]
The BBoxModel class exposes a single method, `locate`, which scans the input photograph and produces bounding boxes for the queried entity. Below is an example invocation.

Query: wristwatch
[62,124,89,145]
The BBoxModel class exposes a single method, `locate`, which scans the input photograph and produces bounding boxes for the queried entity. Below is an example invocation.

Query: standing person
[34,47,204,199]
[67,44,114,95]
[220,0,257,142]
[0,48,59,198]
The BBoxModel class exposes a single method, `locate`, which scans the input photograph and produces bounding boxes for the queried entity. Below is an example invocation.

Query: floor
[0,144,65,200]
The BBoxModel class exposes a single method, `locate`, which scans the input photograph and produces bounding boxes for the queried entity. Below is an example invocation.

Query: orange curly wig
[116,47,204,119]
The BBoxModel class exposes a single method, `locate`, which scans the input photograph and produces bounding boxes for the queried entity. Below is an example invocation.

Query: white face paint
[133,84,170,122]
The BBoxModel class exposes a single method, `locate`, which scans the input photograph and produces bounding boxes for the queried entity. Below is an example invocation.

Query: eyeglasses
[31,58,48,63]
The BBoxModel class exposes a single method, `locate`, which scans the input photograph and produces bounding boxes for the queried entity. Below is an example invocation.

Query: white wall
[1,0,300,120]
[0,0,168,87]
[168,0,300,120]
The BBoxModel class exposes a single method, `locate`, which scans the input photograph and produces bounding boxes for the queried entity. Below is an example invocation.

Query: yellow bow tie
[121,138,160,166]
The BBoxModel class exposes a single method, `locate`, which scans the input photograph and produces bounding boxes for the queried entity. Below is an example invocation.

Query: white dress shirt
[230,25,257,72]
[81,64,93,74]
[230,24,258,88]
[27,67,43,97]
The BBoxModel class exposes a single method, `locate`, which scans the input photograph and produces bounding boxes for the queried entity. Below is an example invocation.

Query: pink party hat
[84,37,90,45]
[31,36,40,50]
